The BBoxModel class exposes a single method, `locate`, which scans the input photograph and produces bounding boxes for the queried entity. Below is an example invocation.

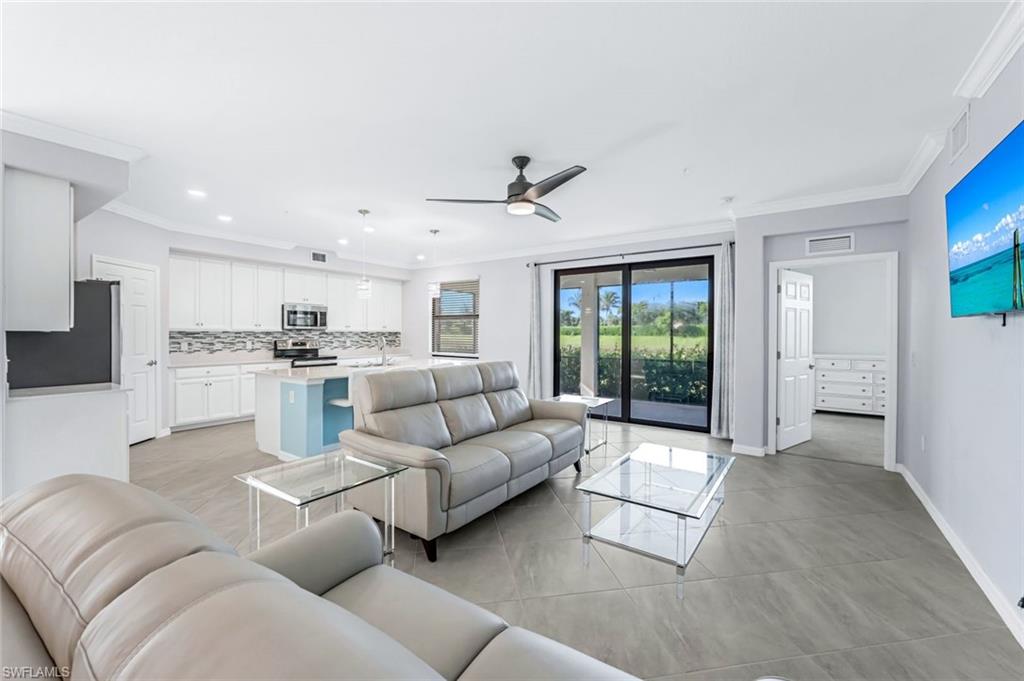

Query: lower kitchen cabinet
[173,362,288,427]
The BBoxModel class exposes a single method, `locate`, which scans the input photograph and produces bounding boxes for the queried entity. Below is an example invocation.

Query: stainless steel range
[272,339,338,368]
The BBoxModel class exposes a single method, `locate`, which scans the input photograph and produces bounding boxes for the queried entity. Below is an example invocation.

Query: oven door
[283,306,326,329]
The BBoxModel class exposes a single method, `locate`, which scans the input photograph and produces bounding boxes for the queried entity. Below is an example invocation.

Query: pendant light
[357,209,372,299]
[427,229,441,299]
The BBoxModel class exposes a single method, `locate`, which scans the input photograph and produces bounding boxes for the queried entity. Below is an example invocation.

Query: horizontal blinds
[432,280,479,356]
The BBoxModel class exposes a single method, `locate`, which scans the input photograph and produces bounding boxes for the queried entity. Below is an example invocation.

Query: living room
[1,2,1022,680]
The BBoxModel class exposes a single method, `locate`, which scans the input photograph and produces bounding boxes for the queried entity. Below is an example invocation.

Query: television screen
[945,119,1024,317]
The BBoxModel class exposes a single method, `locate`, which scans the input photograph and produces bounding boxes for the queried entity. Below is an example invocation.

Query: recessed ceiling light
[187,188,207,198]
[415,254,426,261]
[217,215,233,223]
[363,226,375,233]
[337,238,349,246]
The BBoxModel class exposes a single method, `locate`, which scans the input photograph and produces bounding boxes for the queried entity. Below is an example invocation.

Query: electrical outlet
[288,390,295,404]
[246,340,254,351]
[180,341,189,352]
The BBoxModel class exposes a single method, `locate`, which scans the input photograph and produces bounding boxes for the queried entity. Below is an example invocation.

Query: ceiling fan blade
[533,202,561,222]
[522,165,586,201]
[425,198,507,204]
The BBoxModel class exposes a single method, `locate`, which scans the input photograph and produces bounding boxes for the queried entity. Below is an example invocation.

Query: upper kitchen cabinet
[169,255,230,330]
[3,168,74,331]
[327,274,364,331]
[366,279,403,332]
[231,262,283,331]
[284,269,327,305]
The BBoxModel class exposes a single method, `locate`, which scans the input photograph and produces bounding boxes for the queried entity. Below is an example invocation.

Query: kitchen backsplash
[169,330,402,354]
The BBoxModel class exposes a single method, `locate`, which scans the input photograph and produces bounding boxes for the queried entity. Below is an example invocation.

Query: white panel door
[174,378,209,425]
[92,258,159,444]
[239,374,256,415]
[206,376,239,420]
[230,262,258,330]
[198,259,231,329]
[168,255,199,329]
[777,270,814,450]
[256,265,284,330]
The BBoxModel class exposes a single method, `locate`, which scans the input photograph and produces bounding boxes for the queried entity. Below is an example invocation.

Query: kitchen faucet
[376,335,388,366]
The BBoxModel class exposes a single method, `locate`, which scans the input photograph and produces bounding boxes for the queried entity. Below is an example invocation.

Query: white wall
[901,47,1023,640]
[402,230,734,396]
[794,260,889,356]
[75,209,414,433]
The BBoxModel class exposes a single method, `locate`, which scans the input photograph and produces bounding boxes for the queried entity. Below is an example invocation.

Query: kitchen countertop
[255,357,467,383]
[169,349,411,369]
[7,382,132,401]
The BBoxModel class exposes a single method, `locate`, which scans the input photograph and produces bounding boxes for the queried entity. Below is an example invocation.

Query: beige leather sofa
[0,474,635,680]
[341,361,587,560]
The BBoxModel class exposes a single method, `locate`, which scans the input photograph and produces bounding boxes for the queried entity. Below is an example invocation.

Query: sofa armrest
[249,510,381,595]
[529,398,588,430]
[339,430,452,508]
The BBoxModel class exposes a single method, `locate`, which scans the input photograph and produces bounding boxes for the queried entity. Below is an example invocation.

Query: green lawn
[559,334,705,353]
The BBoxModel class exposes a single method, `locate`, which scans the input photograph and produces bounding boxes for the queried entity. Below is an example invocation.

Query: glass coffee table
[576,443,734,598]
[235,450,407,554]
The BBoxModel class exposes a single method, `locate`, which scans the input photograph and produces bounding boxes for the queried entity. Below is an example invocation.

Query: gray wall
[901,48,1023,633]
[75,209,413,432]
[793,260,889,355]
[732,196,909,449]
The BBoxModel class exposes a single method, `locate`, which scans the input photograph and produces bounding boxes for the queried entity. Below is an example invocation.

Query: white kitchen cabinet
[206,375,239,420]
[367,279,403,332]
[172,366,239,426]
[327,274,366,331]
[170,255,230,330]
[173,377,209,425]
[4,168,75,331]
[284,269,327,305]
[231,263,283,331]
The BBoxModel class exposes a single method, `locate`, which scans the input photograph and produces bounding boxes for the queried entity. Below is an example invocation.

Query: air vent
[310,251,327,263]
[806,233,854,256]
[948,106,970,162]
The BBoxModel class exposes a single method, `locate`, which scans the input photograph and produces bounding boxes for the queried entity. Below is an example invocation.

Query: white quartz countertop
[7,382,131,401]
[255,357,467,383]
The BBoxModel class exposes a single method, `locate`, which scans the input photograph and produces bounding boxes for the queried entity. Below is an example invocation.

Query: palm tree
[599,289,621,323]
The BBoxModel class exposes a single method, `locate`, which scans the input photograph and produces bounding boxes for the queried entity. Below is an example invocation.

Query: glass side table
[576,443,734,598]
[235,450,407,554]
[546,394,616,454]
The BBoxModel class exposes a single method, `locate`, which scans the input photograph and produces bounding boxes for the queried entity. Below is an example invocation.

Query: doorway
[92,255,160,444]
[768,252,898,470]
[553,257,714,432]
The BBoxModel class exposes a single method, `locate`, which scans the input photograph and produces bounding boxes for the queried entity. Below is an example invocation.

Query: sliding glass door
[554,257,713,431]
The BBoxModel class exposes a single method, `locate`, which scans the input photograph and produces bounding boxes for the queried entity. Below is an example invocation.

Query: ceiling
[1,2,1006,267]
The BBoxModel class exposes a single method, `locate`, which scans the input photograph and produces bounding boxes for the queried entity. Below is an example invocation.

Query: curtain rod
[526,240,735,268]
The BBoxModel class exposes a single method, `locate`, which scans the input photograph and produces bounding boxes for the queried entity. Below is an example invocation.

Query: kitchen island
[253,358,465,460]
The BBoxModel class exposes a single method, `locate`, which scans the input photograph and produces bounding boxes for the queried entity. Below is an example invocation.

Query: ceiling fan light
[507,200,535,216]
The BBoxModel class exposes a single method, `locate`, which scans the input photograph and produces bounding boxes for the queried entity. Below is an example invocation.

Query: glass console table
[546,394,615,454]
[235,450,407,554]
[576,443,734,598]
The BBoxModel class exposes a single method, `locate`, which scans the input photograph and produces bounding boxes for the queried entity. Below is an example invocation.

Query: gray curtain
[526,263,543,398]
[711,241,735,439]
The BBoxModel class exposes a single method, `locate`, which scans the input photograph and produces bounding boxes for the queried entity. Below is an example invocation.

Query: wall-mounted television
[945,119,1024,318]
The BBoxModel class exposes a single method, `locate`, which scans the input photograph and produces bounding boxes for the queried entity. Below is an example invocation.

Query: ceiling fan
[426,156,586,222]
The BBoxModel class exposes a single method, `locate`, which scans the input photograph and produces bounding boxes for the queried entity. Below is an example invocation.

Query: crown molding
[0,110,147,163]
[102,201,407,269]
[896,131,944,194]
[954,1,1024,99]
[413,219,735,269]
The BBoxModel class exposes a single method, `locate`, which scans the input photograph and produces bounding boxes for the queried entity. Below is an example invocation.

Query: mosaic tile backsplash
[169,330,402,354]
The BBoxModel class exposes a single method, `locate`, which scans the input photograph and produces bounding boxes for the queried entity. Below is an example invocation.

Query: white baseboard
[731,443,766,457]
[157,427,171,439]
[898,463,1024,649]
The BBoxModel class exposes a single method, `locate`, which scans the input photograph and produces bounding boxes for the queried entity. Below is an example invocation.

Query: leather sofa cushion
[477,361,520,392]
[324,565,507,681]
[0,474,234,672]
[1,578,60,676]
[509,419,584,457]
[439,394,498,444]
[459,626,635,680]
[484,388,532,429]
[365,403,453,450]
[465,430,551,477]
[75,552,443,681]
[362,369,437,412]
[432,365,484,400]
[441,443,511,508]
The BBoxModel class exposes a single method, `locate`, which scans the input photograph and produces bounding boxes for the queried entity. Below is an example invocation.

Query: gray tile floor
[130,421,1022,680]
[783,412,884,467]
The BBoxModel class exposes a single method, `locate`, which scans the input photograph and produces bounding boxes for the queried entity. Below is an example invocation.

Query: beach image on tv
[945,119,1024,317]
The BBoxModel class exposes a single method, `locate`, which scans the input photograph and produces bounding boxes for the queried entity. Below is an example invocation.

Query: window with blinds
[431,280,480,357]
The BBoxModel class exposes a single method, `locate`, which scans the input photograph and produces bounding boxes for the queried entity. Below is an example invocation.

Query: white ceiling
[1,2,1006,267]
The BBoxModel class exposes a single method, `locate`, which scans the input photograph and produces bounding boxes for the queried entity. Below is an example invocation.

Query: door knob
[146,360,158,367]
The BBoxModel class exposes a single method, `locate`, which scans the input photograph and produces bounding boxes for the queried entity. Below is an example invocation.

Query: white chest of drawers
[814,355,887,415]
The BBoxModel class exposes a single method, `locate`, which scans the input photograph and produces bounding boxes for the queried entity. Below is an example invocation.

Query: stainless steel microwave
[282,303,327,329]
